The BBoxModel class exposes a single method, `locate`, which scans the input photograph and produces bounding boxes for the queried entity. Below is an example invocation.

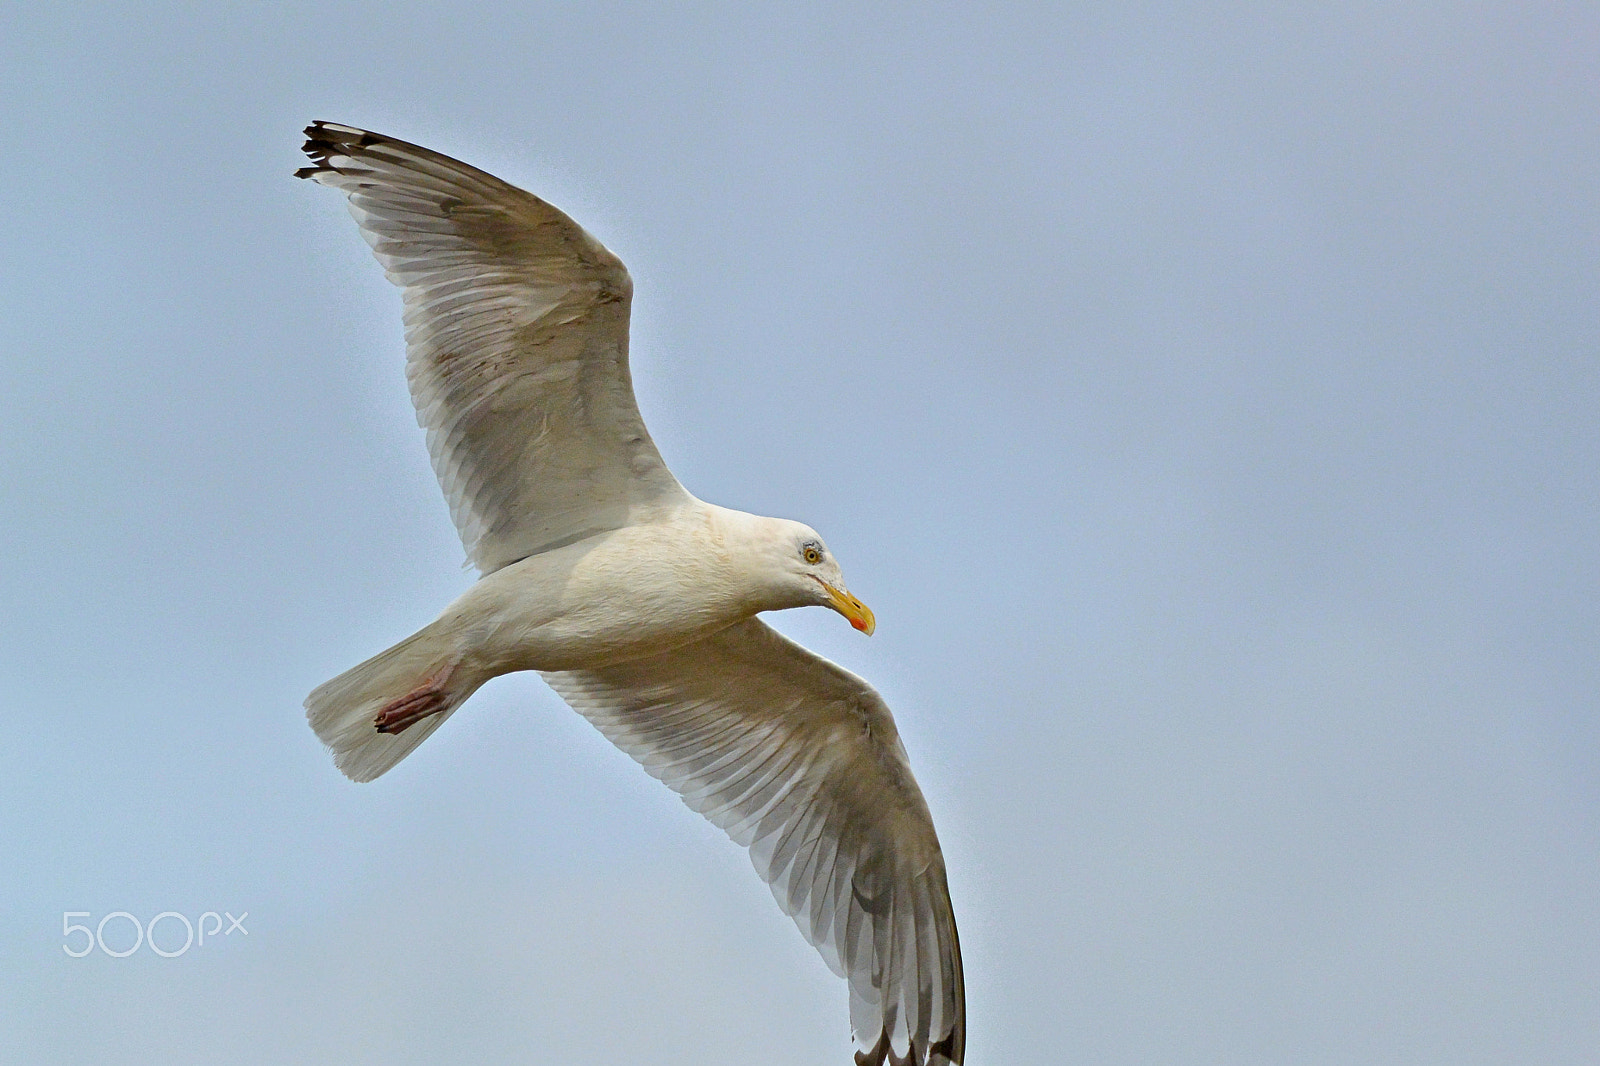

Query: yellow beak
[820,581,876,635]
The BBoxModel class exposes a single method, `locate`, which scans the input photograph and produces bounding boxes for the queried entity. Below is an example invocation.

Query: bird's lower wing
[542,618,964,1066]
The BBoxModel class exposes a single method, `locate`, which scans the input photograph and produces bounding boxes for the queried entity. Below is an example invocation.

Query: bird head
[748,517,876,635]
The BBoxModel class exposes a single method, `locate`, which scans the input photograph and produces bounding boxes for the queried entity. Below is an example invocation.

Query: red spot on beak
[850,618,868,632]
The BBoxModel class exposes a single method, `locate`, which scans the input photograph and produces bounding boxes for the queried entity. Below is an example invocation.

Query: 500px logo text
[62,910,249,958]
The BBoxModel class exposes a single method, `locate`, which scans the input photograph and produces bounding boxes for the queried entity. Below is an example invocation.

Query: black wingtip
[297,120,347,179]
[296,120,397,179]
[854,1029,962,1066]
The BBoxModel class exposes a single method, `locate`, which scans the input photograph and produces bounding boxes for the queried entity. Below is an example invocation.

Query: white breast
[436,507,752,673]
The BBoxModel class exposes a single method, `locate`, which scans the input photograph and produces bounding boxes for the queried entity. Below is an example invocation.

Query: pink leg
[374,662,456,734]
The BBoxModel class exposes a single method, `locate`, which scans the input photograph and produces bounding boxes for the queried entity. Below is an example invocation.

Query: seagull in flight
[297,121,965,1066]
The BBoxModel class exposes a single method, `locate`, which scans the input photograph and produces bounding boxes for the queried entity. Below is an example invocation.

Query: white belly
[435,519,748,675]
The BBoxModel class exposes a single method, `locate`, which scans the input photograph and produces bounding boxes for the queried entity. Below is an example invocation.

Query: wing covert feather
[543,619,965,1066]
[297,122,688,572]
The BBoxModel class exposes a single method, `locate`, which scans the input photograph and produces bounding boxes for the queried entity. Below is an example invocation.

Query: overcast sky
[3,3,1598,1063]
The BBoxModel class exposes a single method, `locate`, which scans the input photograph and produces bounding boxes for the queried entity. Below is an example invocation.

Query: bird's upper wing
[542,618,965,1066]
[297,121,690,572]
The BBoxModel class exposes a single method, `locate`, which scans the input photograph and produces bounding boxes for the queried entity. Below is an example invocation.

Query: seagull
[296,121,965,1066]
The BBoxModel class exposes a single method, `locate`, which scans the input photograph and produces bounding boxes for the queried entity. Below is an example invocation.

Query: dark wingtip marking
[297,120,362,178]
[855,1028,962,1066]
[296,121,408,183]
[928,1029,962,1065]
[856,1032,889,1066]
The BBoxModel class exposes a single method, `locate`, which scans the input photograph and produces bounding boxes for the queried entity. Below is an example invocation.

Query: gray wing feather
[298,122,689,572]
[543,619,965,1066]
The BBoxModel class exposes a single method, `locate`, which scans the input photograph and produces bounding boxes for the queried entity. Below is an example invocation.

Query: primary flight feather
[296,121,964,1066]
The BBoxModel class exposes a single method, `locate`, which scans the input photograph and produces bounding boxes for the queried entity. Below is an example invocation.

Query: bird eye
[802,545,823,564]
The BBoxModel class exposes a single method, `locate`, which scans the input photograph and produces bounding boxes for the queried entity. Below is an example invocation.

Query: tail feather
[305,624,474,782]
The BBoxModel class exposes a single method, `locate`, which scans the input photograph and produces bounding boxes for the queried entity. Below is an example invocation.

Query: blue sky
[3,3,1598,1063]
